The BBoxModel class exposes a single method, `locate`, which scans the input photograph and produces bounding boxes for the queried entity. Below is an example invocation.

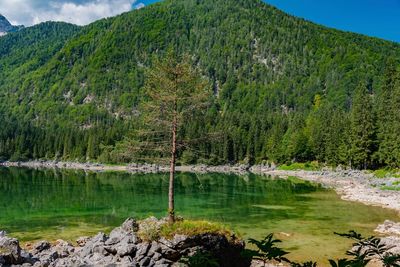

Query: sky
[0,0,399,43]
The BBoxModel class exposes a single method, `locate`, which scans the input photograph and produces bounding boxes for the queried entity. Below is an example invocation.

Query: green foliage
[0,0,400,167]
[180,251,219,267]
[277,162,320,171]
[349,82,376,169]
[243,234,290,265]
[159,220,233,240]
[246,231,400,267]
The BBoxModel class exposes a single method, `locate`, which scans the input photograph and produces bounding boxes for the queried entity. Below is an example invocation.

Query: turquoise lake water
[0,167,398,263]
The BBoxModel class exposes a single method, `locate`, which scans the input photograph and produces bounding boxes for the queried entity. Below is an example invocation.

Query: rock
[76,236,90,247]
[0,234,23,264]
[0,231,6,237]
[115,239,136,257]
[31,241,50,254]
[375,220,400,236]
[136,242,150,258]
[0,255,5,265]
[139,256,151,266]
[0,218,249,267]
[154,258,173,267]
[78,232,108,258]
[52,240,74,258]
[121,218,139,233]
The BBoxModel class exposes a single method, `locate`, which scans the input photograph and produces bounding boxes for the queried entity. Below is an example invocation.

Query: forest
[0,0,400,169]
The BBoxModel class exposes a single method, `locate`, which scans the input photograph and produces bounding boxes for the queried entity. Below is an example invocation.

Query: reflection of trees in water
[0,167,319,233]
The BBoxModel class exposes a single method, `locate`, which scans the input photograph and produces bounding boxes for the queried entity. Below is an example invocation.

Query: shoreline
[1,160,400,214]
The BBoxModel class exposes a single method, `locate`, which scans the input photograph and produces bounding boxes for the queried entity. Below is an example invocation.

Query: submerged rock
[0,217,249,267]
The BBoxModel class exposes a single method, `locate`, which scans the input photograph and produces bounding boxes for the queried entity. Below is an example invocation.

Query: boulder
[31,241,50,254]
[0,234,23,264]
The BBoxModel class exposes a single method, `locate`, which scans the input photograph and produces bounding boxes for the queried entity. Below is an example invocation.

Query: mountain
[0,14,23,36]
[0,0,399,167]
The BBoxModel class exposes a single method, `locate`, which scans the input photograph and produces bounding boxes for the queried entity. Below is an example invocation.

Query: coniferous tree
[349,82,375,169]
[376,61,399,167]
[120,52,211,222]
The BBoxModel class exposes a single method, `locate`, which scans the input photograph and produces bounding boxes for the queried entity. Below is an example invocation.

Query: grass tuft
[138,219,234,242]
[160,220,233,240]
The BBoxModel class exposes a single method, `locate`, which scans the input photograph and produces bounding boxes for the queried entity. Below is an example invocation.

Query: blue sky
[264,0,400,43]
[1,0,399,43]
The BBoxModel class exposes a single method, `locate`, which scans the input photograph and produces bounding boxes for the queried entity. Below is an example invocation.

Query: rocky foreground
[0,218,249,267]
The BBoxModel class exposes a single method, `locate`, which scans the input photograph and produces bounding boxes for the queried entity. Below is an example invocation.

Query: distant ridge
[0,14,24,36]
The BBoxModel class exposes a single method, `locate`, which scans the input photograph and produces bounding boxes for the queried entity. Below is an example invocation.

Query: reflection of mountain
[0,167,318,223]
[0,14,23,36]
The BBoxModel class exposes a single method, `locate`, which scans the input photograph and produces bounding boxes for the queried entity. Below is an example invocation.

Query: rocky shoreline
[0,217,249,267]
[253,168,400,213]
[0,160,253,174]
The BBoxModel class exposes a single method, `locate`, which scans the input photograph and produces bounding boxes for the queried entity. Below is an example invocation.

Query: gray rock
[154,258,173,267]
[118,255,137,266]
[76,236,90,247]
[136,243,150,258]
[52,240,74,258]
[78,232,108,258]
[139,256,151,266]
[0,234,22,264]
[152,252,162,261]
[0,231,6,237]
[115,240,136,257]
[0,255,5,264]
[121,218,139,233]
[31,241,50,254]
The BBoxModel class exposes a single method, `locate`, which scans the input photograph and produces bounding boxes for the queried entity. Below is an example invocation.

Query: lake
[0,167,398,263]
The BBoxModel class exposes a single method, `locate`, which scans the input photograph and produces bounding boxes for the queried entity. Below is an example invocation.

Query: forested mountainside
[0,0,400,168]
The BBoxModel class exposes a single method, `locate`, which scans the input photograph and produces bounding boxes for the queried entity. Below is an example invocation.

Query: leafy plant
[334,231,400,267]
[180,250,219,267]
[243,233,290,266]
[245,232,400,267]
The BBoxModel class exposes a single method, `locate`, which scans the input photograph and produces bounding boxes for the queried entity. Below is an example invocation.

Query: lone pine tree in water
[132,52,211,223]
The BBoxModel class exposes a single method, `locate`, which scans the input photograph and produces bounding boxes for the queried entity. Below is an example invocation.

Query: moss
[0,247,11,254]
[138,219,234,242]
[160,220,233,240]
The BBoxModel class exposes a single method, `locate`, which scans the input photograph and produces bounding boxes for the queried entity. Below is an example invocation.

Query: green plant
[334,231,400,267]
[243,234,290,266]
[180,250,219,267]
[245,232,400,267]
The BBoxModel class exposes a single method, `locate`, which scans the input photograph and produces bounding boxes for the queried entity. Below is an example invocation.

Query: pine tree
[376,60,399,167]
[123,52,211,223]
[349,82,375,169]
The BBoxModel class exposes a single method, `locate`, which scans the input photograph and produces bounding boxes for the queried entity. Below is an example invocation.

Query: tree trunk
[168,113,177,223]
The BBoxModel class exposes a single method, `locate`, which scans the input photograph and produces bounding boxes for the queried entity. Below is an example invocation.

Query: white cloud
[134,3,145,9]
[0,0,140,26]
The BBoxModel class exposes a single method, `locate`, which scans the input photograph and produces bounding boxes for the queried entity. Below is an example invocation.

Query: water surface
[0,167,398,263]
